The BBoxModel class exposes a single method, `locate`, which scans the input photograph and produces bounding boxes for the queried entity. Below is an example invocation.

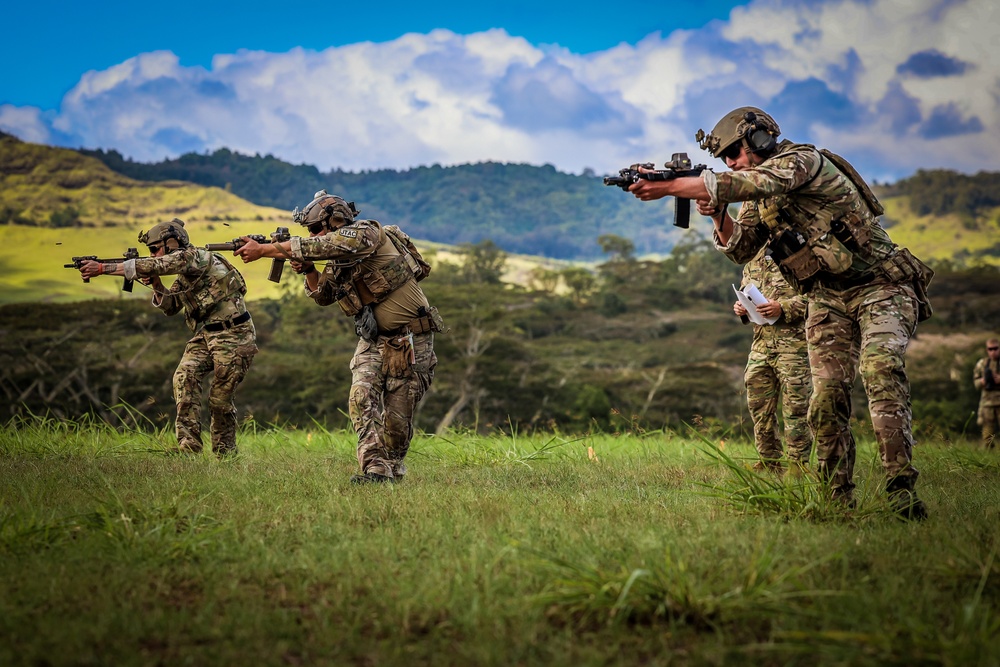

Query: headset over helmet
[138,218,190,251]
[291,190,359,233]
[696,107,780,159]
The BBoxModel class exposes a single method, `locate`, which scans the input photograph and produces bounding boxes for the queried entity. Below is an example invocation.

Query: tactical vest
[318,221,430,317]
[755,143,882,282]
[756,144,934,319]
[177,250,247,325]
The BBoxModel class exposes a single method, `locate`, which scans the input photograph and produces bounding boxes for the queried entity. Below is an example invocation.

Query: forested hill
[80,146,686,259]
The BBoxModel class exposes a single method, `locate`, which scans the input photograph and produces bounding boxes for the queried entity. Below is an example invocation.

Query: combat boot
[350,472,395,485]
[886,477,928,521]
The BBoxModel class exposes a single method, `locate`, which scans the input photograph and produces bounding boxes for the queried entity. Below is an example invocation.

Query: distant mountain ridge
[2,131,998,264]
[79,145,693,259]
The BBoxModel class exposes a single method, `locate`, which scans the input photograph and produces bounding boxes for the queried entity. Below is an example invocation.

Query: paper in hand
[733,283,779,325]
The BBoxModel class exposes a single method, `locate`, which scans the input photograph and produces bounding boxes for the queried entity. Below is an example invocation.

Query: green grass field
[1,419,997,666]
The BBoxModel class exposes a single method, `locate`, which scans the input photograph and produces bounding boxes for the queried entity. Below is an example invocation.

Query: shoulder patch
[338,228,358,239]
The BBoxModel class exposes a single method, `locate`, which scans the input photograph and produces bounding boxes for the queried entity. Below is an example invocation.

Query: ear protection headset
[742,111,777,155]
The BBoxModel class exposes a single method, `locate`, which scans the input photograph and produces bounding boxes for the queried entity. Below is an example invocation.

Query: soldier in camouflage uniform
[78,218,257,457]
[629,107,933,519]
[972,338,1000,448]
[235,191,440,484]
[736,247,812,472]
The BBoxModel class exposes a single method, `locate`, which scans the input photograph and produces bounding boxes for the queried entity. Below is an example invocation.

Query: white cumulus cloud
[0,0,996,181]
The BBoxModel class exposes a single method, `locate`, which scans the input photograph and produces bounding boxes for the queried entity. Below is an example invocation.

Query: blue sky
[1,0,996,181]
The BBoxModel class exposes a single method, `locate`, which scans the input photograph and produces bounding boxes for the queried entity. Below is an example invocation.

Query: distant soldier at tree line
[628,106,934,520]
[77,218,258,457]
[972,337,1000,449]
[234,191,442,485]
[734,247,812,474]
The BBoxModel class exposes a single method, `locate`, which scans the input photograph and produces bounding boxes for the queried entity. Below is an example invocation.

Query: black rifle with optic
[604,153,707,228]
[63,247,144,291]
[204,227,292,282]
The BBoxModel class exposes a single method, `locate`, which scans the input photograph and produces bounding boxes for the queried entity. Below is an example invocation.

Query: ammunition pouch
[768,228,821,282]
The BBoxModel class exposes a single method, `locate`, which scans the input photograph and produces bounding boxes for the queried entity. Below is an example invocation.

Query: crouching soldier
[78,218,258,457]
[235,192,440,484]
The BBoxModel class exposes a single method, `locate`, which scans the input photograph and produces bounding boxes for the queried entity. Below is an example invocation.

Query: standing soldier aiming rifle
[76,218,258,457]
[628,107,934,520]
[234,191,441,484]
[972,337,1000,449]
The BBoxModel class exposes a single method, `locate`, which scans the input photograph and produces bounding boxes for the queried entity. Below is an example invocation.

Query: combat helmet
[138,218,190,251]
[696,107,780,159]
[291,190,359,233]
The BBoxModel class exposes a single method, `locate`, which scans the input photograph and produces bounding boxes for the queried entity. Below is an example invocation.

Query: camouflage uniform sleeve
[133,249,207,316]
[777,293,807,324]
[290,222,381,263]
[714,200,770,264]
[714,145,823,203]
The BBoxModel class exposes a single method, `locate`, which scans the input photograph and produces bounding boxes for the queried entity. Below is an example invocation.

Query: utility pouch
[354,305,379,341]
[426,305,448,334]
[830,212,872,252]
[769,228,821,281]
[810,233,854,274]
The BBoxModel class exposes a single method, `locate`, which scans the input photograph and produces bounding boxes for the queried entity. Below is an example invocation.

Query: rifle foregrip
[674,197,691,229]
[122,278,135,293]
[268,259,285,283]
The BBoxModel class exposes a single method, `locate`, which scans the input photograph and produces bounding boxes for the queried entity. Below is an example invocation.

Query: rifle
[205,227,292,282]
[63,247,144,292]
[604,153,707,228]
[985,365,997,390]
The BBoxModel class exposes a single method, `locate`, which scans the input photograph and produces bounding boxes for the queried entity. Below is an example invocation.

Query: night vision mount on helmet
[139,218,190,250]
[291,190,359,232]
[696,107,780,159]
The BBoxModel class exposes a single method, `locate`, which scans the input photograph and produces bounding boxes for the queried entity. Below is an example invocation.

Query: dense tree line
[878,168,1000,217]
[81,147,682,259]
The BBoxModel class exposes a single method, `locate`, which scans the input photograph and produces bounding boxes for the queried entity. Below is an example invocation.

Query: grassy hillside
[0,134,289,228]
[880,196,1000,265]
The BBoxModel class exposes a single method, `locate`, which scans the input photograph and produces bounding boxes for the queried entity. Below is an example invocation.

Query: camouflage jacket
[973,356,1000,406]
[710,140,898,293]
[126,247,248,333]
[289,219,429,331]
[741,248,807,347]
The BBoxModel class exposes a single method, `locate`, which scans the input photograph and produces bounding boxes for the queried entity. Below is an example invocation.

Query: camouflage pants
[173,323,258,454]
[805,284,918,499]
[349,331,436,477]
[745,344,812,463]
[979,405,1000,449]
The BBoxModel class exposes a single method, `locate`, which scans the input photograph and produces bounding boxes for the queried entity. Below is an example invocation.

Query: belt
[203,311,251,332]
[816,270,875,292]
[380,313,437,338]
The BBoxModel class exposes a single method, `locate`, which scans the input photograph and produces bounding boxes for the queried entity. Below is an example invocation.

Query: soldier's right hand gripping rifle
[205,227,292,282]
[63,247,144,292]
[604,153,707,228]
